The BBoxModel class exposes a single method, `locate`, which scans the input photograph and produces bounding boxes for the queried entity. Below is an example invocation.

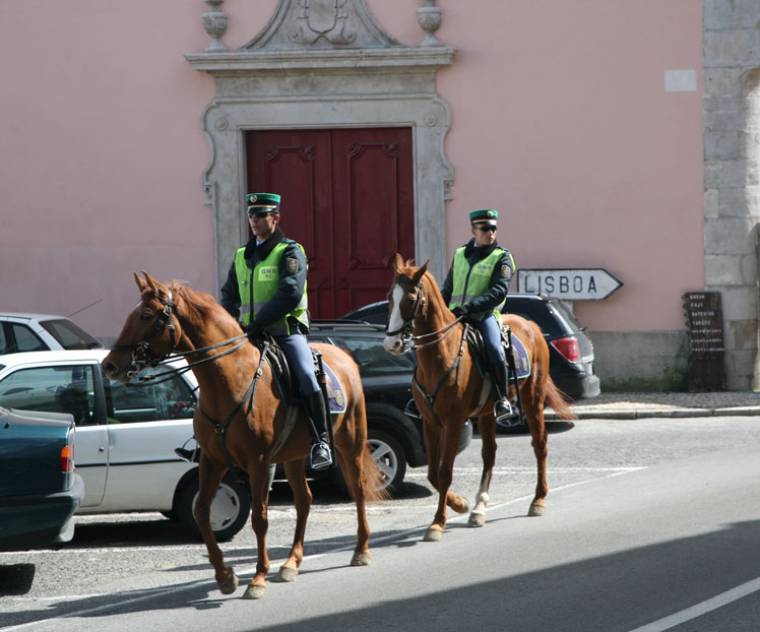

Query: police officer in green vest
[441,208,518,427]
[220,192,333,470]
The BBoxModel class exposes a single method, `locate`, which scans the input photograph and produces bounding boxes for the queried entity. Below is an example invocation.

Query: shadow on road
[4,518,760,631]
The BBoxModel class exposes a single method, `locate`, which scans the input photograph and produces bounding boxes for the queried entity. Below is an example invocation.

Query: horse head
[384,253,429,355]
[102,272,183,382]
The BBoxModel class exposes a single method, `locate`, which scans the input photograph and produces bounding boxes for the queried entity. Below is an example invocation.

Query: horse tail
[359,443,391,503]
[544,377,576,420]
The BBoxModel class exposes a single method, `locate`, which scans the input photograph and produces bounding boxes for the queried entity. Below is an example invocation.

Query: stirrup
[310,441,333,471]
[494,398,519,428]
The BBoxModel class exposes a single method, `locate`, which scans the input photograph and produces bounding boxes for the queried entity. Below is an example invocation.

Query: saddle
[465,324,532,383]
[259,339,348,415]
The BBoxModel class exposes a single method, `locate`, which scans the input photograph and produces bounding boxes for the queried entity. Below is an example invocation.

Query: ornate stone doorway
[187,0,455,291]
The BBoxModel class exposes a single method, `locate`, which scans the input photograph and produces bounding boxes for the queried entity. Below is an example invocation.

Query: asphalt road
[2,416,760,631]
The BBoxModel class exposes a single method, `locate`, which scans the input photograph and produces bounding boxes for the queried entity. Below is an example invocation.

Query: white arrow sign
[516,268,623,300]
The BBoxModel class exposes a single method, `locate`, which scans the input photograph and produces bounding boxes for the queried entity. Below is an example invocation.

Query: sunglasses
[476,225,497,233]
[248,209,275,219]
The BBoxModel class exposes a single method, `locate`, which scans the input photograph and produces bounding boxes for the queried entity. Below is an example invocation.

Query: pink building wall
[0,0,703,339]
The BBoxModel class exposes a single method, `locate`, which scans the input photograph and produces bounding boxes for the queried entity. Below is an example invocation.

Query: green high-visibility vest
[234,241,309,335]
[449,246,514,320]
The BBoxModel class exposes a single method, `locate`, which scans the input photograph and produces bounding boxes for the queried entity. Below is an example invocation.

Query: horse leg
[335,444,373,566]
[242,459,272,599]
[424,423,462,542]
[278,459,312,583]
[524,385,549,517]
[194,456,239,595]
[469,413,497,527]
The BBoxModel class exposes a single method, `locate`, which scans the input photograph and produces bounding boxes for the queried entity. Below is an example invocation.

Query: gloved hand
[246,321,264,340]
[451,305,468,319]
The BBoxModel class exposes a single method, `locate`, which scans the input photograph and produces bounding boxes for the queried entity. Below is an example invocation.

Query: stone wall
[704,0,760,389]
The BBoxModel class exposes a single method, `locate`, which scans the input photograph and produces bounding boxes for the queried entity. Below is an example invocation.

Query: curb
[545,407,760,421]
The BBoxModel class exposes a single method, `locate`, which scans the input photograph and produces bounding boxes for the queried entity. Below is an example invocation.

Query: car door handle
[98,447,105,452]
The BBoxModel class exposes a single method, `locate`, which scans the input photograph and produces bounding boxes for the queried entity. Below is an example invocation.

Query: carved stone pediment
[244,0,400,51]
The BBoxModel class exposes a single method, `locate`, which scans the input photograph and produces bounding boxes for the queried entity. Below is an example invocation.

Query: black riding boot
[305,391,333,471]
[492,361,517,428]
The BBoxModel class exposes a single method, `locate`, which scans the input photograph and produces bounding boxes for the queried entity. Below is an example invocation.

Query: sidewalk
[546,391,760,420]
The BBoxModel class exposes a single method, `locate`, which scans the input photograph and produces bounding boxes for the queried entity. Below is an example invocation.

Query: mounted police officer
[220,192,333,470]
[441,208,518,427]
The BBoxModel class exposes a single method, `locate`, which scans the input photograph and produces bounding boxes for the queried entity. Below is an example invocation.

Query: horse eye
[140,311,153,321]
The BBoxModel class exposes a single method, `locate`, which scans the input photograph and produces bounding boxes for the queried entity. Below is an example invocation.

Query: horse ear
[142,272,159,294]
[134,273,148,293]
[391,253,404,273]
[412,260,429,285]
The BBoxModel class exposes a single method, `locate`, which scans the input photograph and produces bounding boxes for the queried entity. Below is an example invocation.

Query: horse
[102,272,386,599]
[384,254,575,541]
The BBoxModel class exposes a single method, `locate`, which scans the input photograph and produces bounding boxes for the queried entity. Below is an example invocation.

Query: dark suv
[342,293,600,401]
[307,321,472,493]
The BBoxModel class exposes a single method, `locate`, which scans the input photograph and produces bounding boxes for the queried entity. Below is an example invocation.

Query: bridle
[111,290,180,379]
[386,279,463,350]
[112,289,246,383]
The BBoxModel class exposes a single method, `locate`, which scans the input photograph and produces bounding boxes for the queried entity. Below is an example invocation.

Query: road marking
[625,577,760,632]
[2,470,640,631]
[406,466,647,477]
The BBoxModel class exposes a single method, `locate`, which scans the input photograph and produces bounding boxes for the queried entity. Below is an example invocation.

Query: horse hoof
[218,569,239,595]
[528,503,545,517]
[278,565,298,582]
[351,552,372,566]
[468,512,486,527]
[423,527,443,542]
[453,499,471,515]
[242,584,267,600]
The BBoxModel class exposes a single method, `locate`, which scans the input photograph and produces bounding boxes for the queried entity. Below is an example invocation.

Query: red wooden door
[246,128,414,319]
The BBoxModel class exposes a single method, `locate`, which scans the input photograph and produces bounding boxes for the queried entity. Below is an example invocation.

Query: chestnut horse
[384,255,574,541]
[102,273,386,599]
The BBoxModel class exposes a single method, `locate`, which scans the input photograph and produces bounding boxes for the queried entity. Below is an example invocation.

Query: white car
[0,313,103,354]
[0,349,250,541]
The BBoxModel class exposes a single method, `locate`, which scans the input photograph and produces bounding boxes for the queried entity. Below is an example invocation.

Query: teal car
[0,406,84,550]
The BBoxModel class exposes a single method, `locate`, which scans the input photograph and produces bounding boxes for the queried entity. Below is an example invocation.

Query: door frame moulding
[187,8,455,290]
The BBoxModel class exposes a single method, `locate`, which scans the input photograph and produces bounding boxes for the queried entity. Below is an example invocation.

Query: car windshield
[40,319,103,350]
[330,335,415,376]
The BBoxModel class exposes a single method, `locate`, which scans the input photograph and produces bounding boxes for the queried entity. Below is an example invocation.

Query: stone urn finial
[202,0,228,52]
[417,0,443,47]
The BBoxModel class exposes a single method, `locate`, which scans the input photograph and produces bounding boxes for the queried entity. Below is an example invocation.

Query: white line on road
[406,466,647,478]
[625,577,760,632]
[2,470,641,631]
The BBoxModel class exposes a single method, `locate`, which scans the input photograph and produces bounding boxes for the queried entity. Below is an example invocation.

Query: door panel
[332,129,414,317]
[246,131,334,318]
[246,128,414,319]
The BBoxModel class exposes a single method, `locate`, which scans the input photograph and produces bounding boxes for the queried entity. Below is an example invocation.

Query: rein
[111,288,247,385]
[393,278,467,425]
[386,281,463,349]
[412,323,467,426]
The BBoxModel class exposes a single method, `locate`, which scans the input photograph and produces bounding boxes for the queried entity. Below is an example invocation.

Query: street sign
[516,268,623,300]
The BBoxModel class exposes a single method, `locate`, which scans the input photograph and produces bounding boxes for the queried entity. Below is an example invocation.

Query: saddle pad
[322,361,348,415]
[509,333,532,381]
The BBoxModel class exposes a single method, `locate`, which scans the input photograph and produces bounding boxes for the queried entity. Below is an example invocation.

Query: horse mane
[398,261,454,324]
[166,281,242,333]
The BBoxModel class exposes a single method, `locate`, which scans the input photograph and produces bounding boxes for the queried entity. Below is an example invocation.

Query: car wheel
[175,470,251,542]
[368,428,406,494]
